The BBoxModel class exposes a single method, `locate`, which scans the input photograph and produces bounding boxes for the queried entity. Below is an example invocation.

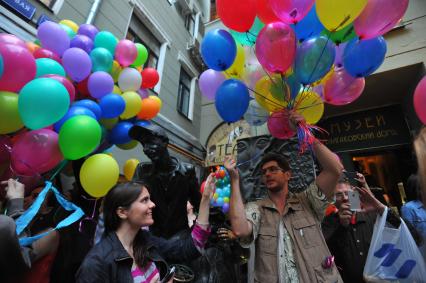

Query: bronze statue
[129,124,201,239]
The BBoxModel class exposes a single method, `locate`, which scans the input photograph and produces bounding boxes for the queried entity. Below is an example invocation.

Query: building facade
[1,0,210,174]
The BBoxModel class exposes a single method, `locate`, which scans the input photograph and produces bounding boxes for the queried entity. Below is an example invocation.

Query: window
[185,13,195,37]
[38,0,57,9]
[210,0,219,21]
[177,68,192,118]
[126,16,161,69]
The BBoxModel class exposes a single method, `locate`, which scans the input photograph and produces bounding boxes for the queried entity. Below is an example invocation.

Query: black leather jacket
[76,230,200,283]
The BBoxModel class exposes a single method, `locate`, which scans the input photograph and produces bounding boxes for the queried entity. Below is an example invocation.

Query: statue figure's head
[129,124,169,162]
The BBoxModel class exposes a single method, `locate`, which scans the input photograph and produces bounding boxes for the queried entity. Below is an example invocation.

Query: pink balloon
[323,68,365,105]
[11,129,63,176]
[0,33,27,48]
[42,74,76,103]
[115,39,137,67]
[0,44,36,92]
[270,0,315,24]
[267,110,296,139]
[354,0,409,40]
[414,76,426,124]
[255,22,296,73]
[199,69,226,101]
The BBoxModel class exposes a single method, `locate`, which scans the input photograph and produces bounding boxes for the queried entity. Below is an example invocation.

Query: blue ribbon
[15,181,85,246]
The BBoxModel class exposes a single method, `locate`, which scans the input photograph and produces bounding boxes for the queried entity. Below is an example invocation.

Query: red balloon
[0,44,36,92]
[33,48,61,63]
[75,77,91,99]
[217,0,257,32]
[257,0,281,24]
[42,74,76,103]
[141,68,160,89]
[414,76,426,124]
[323,68,365,106]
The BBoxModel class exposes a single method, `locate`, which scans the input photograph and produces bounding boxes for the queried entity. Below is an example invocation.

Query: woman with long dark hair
[76,175,214,283]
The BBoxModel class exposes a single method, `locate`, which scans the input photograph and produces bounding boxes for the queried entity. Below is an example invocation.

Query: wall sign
[1,0,36,20]
[319,105,411,152]
[205,120,251,166]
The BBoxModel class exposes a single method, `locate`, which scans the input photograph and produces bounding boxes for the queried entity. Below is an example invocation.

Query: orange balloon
[26,42,40,54]
[137,95,161,120]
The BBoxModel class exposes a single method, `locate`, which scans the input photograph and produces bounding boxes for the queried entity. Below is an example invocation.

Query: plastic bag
[363,207,426,282]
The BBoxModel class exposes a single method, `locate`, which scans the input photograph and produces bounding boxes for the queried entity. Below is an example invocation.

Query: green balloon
[35,58,66,78]
[94,31,118,55]
[132,43,148,67]
[116,140,138,150]
[322,24,357,45]
[90,47,113,72]
[100,117,118,129]
[0,91,24,134]
[60,24,76,39]
[18,78,70,129]
[59,115,102,160]
[231,17,264,46]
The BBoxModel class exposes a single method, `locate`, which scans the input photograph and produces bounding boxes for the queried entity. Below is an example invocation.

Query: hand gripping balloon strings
[297,122,328,154]
[79,197,98,234]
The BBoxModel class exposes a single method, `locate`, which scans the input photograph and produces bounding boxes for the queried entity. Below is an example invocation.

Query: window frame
[177,67,192,119]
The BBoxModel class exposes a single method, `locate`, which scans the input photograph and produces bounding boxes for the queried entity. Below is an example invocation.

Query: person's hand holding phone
[355,186,386,215]
[338,202,352,227]
[161,266,175,283]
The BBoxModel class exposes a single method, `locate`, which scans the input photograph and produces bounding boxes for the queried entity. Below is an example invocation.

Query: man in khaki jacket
[225,112,344,283]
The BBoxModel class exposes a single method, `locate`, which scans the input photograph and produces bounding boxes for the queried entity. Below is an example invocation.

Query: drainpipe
[86,0,103,25]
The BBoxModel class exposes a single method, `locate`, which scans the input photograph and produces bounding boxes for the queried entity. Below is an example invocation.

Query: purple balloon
[70,35,94,53]
[334,42,347,69]
[62,48,92,82]
[37,21,70,56]
[324,68,365,105]
[199,69,226,101]
[137,88,149,99]
[222,203,230,213]
[88,71,114,99]
[77,24,99,40]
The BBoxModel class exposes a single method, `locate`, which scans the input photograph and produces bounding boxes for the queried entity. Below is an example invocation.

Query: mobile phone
[161,266,176,283]
[344,171,361,187]
[348,190,361,211]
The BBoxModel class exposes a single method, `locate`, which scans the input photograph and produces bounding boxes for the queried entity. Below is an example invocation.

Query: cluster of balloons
[211,167,231,213]
[200,0,408,141]
[0,19,162,197]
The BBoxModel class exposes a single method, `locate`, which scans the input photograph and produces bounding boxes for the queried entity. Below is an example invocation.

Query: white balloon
[244,100,269,126]
[118,67,142,92]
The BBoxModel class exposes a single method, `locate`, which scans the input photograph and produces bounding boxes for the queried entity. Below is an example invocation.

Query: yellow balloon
[316,0,367,31]
[294,91,324,125]
[120,91,142,119]
[110,61,122,83]
[117,140,138,150]
[59,19,79,33]
[100,117,118,130]
[123,158,140,181]
[80,154,119,198]
[254,75,288,112]
[224,43,245,79]
[112,85,122,95]
[0,92,24,134]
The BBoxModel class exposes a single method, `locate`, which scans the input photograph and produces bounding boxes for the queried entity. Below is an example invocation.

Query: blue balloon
[72,99,102,120]
[343,36,387,78]
[134,120,151,128]
[53,106,96,132]
[293,5,324,42]
[284,73,302,99]
[99,93,125,118]
[294,36,335,84]
[215,79,250,123]
[109,121,133,144]
[201,29,236,71]
[0,54,4,79]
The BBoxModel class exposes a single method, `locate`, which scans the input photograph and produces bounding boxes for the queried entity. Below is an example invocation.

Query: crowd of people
[1,114,426,283]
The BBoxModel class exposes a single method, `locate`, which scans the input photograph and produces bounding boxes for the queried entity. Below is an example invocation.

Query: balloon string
[49,160,68,181]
